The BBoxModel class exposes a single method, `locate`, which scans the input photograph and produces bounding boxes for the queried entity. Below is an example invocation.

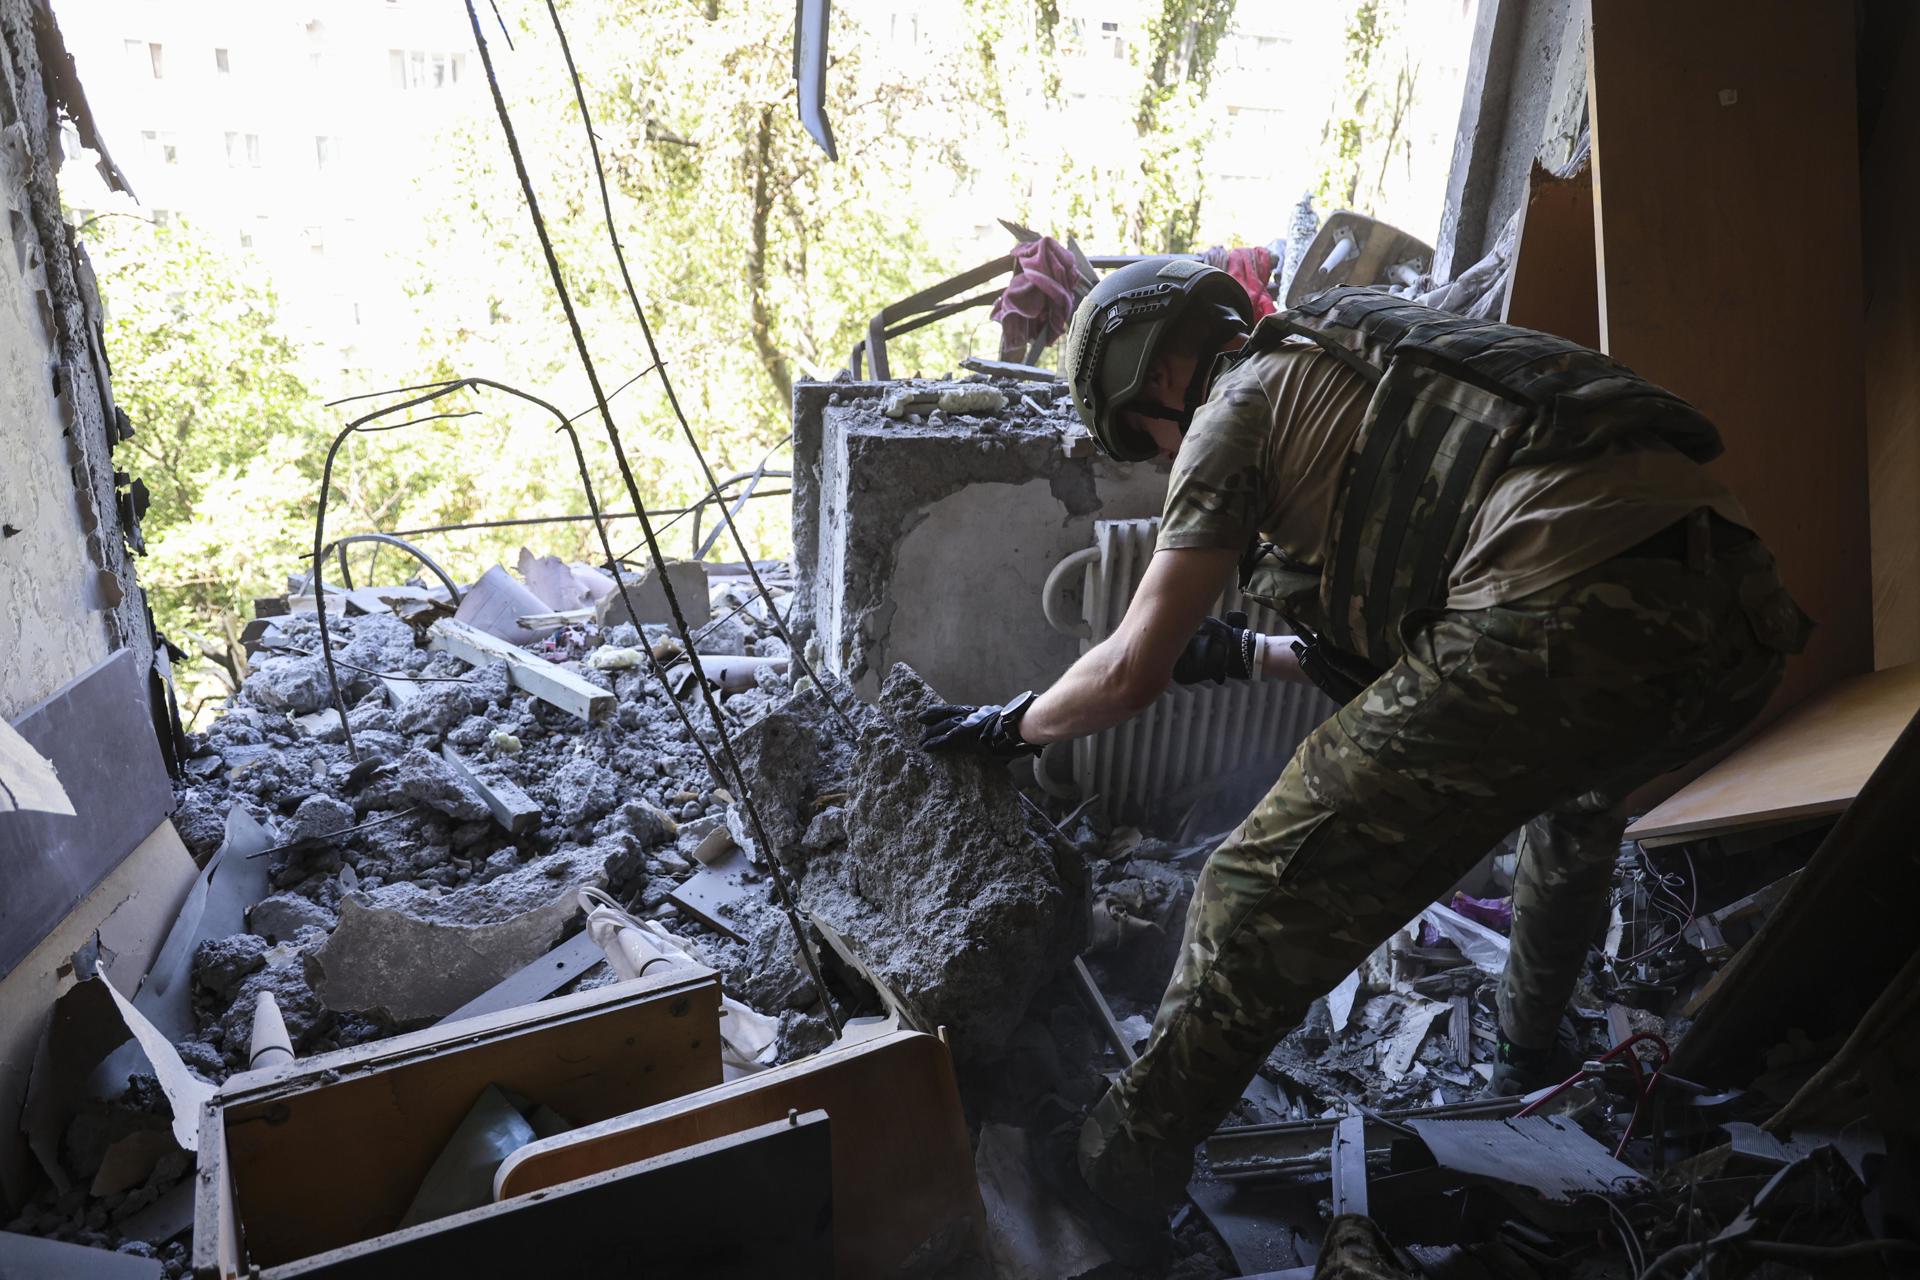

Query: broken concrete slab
[595,559,709,628]
[735,665,1085,1063]
[310,891,579,1024]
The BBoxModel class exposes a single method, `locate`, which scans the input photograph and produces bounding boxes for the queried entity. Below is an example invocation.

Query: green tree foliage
[81,215,326,711]
[85,0,1280,711]
[384,0,973,553]
[1315,0,1419,213]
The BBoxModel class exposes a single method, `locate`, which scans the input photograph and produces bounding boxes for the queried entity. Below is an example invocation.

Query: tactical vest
[1240,287,1725,666]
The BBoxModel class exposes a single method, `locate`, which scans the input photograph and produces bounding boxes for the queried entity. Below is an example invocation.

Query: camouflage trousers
[1080,533,1799,1215]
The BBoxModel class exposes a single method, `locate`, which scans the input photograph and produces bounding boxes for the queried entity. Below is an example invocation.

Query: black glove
[1172,611,1256,686]
[917,690,1043,758]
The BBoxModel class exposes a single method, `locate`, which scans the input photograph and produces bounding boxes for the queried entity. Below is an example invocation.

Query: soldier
[919,259,1809,1234]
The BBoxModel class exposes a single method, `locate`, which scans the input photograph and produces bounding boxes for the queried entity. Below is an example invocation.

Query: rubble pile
[162,597,819,1075]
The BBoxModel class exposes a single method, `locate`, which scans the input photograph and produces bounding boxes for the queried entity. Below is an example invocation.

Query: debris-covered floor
[10,466,1919,1276]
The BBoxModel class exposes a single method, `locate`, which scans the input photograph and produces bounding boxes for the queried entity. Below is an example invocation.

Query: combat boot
[1028,1094,1171,1274]
[1486,1018,1580,1097]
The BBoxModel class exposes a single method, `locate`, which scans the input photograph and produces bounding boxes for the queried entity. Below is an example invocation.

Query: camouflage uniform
[1078,290,1811,1216]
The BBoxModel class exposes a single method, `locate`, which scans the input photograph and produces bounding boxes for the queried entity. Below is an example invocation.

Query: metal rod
[472,2,840,1033]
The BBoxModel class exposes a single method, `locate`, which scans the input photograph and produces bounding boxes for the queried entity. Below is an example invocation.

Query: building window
[225,131,262,168]
[303,226,325,258]
[148,42,165,78]
[214,47,230,75]
[389,48,464,89]
[239,227,253,248]
[1100,21,1124,59]
[314,135,338,169]
[141,130,179,165]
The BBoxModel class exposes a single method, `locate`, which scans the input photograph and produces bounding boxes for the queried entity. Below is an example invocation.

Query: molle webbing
[1256,287,1724,664]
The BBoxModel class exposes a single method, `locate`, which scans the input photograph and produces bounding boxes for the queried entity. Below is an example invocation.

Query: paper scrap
[0,714,76,816]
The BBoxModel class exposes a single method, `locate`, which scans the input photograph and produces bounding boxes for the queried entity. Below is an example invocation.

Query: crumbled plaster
[0,0,147,715]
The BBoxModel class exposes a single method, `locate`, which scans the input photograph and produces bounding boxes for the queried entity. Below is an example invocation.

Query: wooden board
[267,1114,833,1280]
[1589,0,1872,712]
[202,969,721,1270]
[1500,159,1598,347]
[1625,661,1920,841]
[0,650,173,979]
[1669,701,1920,1087]
[426,619,613,722]
[1861,15,1920,668]
[496,1029,984,1279]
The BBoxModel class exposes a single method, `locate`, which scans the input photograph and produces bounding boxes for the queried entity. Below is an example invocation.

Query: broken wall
[790,379,1167,707]
[0,0,167,1217]
[1432,0,1584,282]
[0,0,146,716]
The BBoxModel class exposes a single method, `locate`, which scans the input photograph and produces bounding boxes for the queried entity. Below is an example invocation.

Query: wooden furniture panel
[497,1029,985,1278]
[1862,15,1920,668]
[1625,661,1920,842]
[1589,0,1871,711]
[202,969,721,1270]
[268,1115,833,1280]
[1501,159,1599,348]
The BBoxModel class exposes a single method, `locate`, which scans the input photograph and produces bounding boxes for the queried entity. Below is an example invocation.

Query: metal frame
[850,252,1200,380]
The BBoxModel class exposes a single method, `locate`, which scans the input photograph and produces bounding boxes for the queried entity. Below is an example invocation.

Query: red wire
[1514,1031,1672,1159]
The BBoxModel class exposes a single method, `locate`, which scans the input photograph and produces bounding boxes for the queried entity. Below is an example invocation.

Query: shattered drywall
[789,376,1167,706]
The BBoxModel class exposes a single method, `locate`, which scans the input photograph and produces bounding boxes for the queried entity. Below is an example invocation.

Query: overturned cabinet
[192,964,983,1277]
[190,968,758,1276]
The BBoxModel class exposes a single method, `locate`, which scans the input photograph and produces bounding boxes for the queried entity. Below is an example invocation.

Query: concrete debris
[247,893,337,944]
[280,793,354,845]
[594,558,708,628]
[310,891,579,1024]
[734,664,1086,1063]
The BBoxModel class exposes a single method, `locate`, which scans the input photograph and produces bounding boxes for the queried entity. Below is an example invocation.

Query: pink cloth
[1204,245,1277,319]
[991,236,1082,360]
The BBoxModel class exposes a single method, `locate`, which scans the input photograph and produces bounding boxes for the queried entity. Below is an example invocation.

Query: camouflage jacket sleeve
[1157,364,1273,553]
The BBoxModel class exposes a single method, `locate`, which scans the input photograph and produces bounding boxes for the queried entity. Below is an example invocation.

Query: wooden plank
[427,619,614,722]
[496,1029,985,1279]
[439,747,541,835]
[1862,15,1920,669]
[1500,158,1598,347]
[1669,707,1920,1084]
[267,1114,833,1280]
[0,651,174,979]
[1589,0,1871,712]
[206,969,722,1268]
[1625,662,1920,841]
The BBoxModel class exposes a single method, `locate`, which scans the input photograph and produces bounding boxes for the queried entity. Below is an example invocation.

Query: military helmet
[1063,257,1256,462]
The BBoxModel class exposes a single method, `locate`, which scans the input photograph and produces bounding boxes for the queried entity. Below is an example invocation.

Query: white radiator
[1040,518,1337,822]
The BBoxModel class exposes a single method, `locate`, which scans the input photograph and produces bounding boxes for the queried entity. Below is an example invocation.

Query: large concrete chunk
[596,559,709,628]
[735,665,1085,1063]
[310,892,577,1024]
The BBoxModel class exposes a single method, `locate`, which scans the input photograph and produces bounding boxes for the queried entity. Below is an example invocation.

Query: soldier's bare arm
[1019,546,1239,744]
